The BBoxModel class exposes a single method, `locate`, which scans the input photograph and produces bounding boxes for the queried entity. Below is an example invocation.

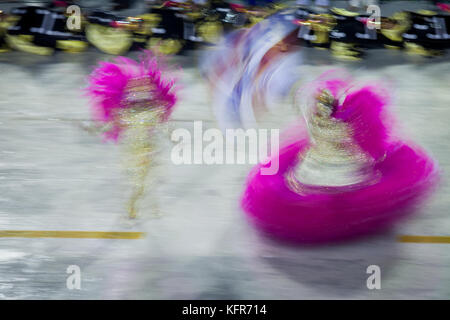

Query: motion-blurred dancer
[201,9,301,130]
[86,52,177,218]
[203,11,439,243]
[242,71,439,243]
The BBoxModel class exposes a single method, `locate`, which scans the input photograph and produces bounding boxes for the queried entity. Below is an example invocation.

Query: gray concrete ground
[0,39,450,300]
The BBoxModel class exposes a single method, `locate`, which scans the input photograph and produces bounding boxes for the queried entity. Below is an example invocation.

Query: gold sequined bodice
[288,91,373,189]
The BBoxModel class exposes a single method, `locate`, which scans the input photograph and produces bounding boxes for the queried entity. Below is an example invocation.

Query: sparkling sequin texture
[287,90,374,191]
[86,53,177,218]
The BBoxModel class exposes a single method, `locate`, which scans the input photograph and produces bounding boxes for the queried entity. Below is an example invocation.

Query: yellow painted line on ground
[0,231,447,243]
[0,230,145,239]
[397,235,450,244]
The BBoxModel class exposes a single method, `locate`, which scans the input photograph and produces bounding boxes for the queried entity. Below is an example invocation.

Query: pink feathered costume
[242,71,439,243]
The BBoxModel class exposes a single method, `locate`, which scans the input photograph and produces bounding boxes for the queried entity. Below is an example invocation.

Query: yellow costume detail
[85,24,133,55]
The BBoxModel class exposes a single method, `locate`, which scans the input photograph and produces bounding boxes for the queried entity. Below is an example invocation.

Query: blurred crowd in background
[0,0,449,59]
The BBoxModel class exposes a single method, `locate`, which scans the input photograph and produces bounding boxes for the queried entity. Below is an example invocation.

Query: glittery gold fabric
[117,77,166,219]
[287,90,375,192]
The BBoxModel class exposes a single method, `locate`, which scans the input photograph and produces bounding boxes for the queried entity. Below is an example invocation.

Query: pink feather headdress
[86,51,177,141]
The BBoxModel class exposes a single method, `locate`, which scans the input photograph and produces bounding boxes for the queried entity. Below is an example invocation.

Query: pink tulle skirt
[241,129,439,244]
